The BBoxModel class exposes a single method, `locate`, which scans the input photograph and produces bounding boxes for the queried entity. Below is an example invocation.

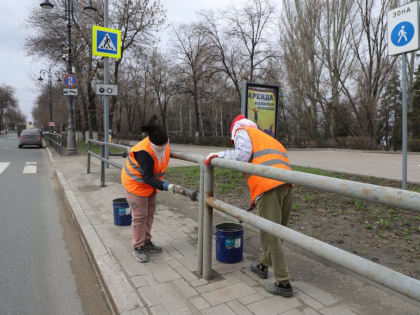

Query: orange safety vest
[239,127,291,205]
[121,137,170,197]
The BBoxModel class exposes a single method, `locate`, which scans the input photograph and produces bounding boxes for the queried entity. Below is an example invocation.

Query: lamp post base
[65,95,78,156]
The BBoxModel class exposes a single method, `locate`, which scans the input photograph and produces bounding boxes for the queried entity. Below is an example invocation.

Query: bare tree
[199,0,276,104]
[343,0,397,138]
[224,0,277,83]
[32,85,67,129]
[0,85,18,132]
[199,11,243,102]
[147,50,177,129]
[282,0,323,141]
[172,23,216,142]
[315,0,356,138]
[5,108,26,130]
[25,0,103,137]
[107,0,166,132]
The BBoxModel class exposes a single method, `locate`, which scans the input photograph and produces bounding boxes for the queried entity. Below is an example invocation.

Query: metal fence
[86,139,129,186]
[42,132,64,155]
[87,140,420,302]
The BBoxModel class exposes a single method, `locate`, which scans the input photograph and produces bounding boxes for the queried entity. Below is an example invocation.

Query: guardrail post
[101,144,105,187]
[197,163,205,276]
[203,163,214,280]
[87,139,91,174]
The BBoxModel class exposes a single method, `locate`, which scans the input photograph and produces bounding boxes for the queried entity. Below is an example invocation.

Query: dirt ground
[165,167,420,280]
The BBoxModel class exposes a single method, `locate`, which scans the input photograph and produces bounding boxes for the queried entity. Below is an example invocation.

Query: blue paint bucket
[216,223,243,263]
[112,198,132,226]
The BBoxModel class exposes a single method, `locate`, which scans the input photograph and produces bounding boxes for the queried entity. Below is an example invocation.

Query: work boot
[133,246,149,263]
[143,240,162,253]
[264,281,293,298]
[251,263,268,279]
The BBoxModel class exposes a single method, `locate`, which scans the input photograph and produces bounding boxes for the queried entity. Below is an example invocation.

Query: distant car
[18,129,43,148]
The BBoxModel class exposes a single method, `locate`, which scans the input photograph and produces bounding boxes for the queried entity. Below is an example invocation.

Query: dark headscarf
[141,115,168,145]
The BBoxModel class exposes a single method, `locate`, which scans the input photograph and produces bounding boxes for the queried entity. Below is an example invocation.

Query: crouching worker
[204,115,294,297]
[121,115,183,263]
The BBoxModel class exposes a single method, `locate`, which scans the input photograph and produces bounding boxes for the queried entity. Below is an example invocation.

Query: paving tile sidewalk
[46,149,420,315]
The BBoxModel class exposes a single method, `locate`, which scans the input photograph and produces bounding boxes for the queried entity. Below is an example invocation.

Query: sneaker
[143,240,162,253]
[264,281,293,297]
[133,246,149,263]
[251,263,268,279]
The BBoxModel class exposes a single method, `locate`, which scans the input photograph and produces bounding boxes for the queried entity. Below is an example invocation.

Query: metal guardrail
[43,132,63,155]
[87,142,420,302]
[87,139,129,187]
[171,151,420,302]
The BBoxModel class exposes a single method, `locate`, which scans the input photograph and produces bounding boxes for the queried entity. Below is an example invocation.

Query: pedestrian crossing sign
[92,25,121,59]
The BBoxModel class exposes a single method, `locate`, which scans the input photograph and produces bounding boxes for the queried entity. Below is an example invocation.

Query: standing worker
[121,115,182,263]
[204,114,294,297]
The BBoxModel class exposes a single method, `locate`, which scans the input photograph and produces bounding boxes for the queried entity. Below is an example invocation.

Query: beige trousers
[256,184,293,283]
[125,191,157,249]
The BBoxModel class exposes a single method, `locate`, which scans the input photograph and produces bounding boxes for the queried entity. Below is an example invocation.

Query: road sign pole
[387,2,419,189]
[91,3,120,166]
[402,53,408,190]
[104,0,110,168]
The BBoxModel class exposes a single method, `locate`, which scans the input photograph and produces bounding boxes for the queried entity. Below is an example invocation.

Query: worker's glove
[204,153,219,166]
[168,184,184,194]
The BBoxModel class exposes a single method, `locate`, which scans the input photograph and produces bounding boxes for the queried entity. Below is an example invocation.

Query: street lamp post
[40,0,80,155]
[38,68,61,131]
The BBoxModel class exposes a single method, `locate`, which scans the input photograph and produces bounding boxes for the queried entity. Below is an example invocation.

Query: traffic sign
[96,84,118,96]
[63,74,78,88]
[92,25,121,59]
[63,88,78,96]
[388,2,419,55]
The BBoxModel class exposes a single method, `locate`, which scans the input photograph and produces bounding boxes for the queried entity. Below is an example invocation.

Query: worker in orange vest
[204,115,294,297]
[121,115,183,263]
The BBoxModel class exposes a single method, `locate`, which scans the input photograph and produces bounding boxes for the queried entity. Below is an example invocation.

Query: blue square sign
[92,25,121,59]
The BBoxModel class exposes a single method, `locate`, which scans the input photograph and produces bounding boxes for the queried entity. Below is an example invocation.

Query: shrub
[346,136,377,150]
[408,139,420,152]
[335,137,348,148]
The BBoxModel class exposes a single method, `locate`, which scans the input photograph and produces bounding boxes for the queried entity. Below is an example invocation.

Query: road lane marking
[23,166,37,174]
[23,162,37,174]
[0,162,10,174]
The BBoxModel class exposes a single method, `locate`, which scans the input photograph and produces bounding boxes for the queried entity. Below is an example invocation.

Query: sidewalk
[46,149,420,315]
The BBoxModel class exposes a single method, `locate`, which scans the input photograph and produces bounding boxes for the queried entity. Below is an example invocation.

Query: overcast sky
[0,0,242,122]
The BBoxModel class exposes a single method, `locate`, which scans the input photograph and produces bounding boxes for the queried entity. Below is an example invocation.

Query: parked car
[18,129,43,148]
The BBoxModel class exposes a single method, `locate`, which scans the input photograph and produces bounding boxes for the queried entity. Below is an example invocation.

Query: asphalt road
[0,133,110,315]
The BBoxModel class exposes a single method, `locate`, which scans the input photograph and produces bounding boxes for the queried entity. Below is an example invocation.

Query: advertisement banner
[247,87,277,138]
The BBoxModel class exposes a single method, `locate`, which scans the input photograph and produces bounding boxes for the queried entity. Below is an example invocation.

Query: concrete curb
[45,147,147,315]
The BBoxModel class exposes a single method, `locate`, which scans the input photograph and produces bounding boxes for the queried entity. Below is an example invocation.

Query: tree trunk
[193,94,201,143]
[87,82,98,138]
[74,99,82,135]
[109,60,121,134]
[80,87,89,135]
[179,104,183,135]
[189,105,192,137]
